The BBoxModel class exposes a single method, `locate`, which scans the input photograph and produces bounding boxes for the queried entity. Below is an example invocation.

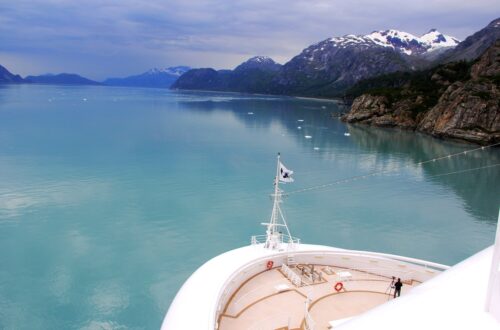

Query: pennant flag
[279,162,294,183]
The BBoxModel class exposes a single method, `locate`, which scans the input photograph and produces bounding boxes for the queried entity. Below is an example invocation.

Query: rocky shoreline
[342,41,500,145]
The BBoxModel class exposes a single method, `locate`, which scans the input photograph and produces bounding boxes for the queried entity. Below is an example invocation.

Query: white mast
[264,153,293,250]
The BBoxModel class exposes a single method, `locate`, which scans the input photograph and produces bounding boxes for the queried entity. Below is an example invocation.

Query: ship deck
[218,264,418,330]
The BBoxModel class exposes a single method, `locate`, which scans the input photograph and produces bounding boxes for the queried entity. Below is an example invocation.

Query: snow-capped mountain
[172,19,500,99]
[273,28,460,96]
[327,29,459,56]
[104,66,191,88]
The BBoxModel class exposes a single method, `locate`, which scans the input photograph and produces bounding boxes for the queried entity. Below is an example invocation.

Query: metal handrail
[251,234,301,245]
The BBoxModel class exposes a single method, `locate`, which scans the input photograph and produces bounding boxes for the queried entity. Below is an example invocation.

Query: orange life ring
[266,260,274,270]
[334,282,343,292]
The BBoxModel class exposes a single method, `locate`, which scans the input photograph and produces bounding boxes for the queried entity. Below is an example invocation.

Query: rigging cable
[284,141,500,196]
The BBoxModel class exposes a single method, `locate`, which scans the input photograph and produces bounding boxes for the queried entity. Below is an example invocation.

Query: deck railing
[251,234,301,250]
[281,263,303,286]
[304,298,315,330]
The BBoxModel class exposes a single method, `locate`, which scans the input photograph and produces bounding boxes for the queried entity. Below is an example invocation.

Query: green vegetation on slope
[344,60,474,115]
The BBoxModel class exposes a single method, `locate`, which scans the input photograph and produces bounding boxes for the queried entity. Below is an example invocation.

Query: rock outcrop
[342,41,500,145]
[418,41,500,144]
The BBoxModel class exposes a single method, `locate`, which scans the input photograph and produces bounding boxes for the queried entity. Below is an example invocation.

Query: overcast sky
[0,0,498,80]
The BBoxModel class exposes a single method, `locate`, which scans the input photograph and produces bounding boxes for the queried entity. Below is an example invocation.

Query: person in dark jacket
[394,278,403,298]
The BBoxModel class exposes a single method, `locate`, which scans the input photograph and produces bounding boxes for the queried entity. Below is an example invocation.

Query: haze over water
[0,84,498,329]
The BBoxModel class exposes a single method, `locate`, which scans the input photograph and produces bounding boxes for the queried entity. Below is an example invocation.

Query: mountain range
[0,66,191,88]
[1,17,498,98]
[173,18,499,98]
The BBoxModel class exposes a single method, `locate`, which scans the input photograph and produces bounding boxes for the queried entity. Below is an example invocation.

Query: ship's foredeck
[219,263,419,330]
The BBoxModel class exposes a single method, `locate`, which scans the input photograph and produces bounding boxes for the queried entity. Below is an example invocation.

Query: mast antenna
[264,153,295,250]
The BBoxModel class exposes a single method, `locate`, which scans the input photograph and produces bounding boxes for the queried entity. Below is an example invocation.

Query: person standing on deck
[394,278,403,298]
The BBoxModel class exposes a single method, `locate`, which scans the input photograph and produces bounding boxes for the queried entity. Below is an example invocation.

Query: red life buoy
[334,282,343,292]
[266,260,274,270]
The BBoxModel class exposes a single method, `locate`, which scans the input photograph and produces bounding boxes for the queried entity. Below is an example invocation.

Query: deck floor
[218,264,415,330]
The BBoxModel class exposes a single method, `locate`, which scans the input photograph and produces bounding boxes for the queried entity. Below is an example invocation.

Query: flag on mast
[279,162,294,183]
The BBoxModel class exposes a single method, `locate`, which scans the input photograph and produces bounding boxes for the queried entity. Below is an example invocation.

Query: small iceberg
[247,112,254,115]
[344,133,351,136]
[314,147,320,150]
[297,119,304,122]
[305,135,312,139]
[83,98,87,102]
[297,126,302,130]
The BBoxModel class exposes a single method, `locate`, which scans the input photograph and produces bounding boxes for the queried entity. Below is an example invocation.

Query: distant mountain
[440,18,500,63]
[25,73,100,85]
[0,64,25,83]
[173,29,460,97]
[172,56,281,93]
[234,56,281,72]
[103,66,191,88]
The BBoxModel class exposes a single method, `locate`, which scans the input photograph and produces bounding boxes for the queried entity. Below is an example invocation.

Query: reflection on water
[345,125,500,223]
[0,85,498,329]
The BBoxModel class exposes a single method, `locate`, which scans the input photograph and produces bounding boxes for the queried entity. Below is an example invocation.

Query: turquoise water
[0,84,498,329]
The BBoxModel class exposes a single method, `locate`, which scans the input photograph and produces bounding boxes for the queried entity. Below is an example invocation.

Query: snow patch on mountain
[329,29,460,55]
[146,66,191,76]
[248,56,275,63]
[234,56,281,71]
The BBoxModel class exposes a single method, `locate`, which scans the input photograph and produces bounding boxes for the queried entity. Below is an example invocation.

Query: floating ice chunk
[297,119,304,122]
[83,98,87,101]
[314,147,320,150]
[344,133,351,136]
[305,135,312,139]
[322,106,326,109]
[247,112,254,115]
[297,126,302,129]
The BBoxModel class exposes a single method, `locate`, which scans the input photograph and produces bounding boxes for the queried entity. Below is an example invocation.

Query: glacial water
[0,84,499,329]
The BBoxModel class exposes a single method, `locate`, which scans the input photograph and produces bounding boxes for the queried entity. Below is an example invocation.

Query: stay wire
[284,141,500,196]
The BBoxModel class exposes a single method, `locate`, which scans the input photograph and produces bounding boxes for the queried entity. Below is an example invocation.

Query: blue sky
[0,0,498,80]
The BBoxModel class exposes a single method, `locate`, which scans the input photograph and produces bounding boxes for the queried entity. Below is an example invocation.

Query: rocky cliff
[342,41,500,144]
